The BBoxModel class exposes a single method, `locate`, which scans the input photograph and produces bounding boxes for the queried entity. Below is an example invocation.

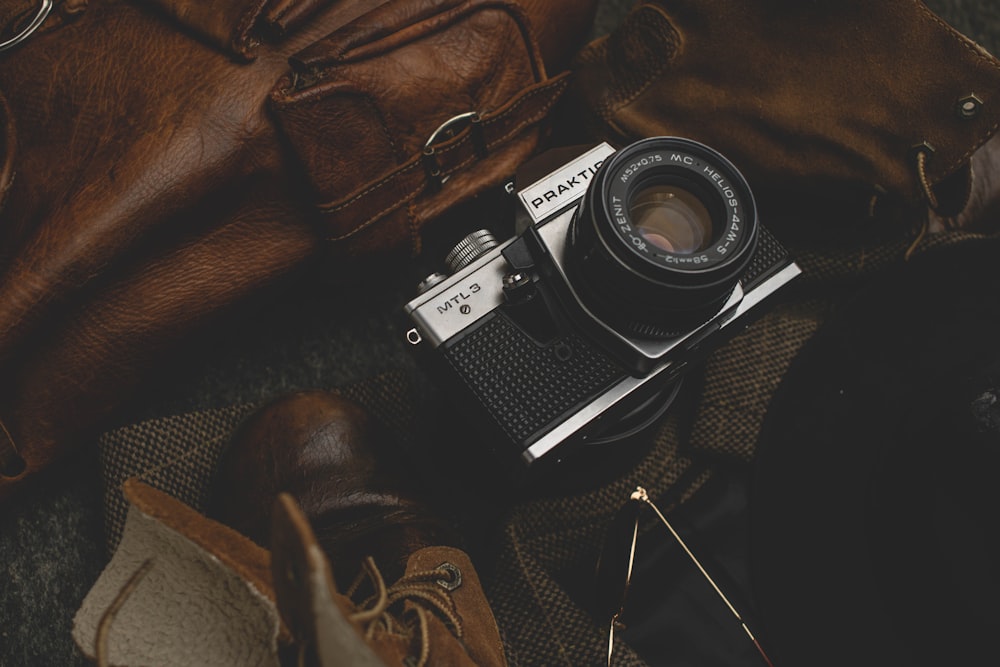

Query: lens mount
[569,137,758,338]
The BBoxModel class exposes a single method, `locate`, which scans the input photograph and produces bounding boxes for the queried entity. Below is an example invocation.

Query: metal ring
[434,562,463,591]
[0,0,53,53]
[423,111,480,150]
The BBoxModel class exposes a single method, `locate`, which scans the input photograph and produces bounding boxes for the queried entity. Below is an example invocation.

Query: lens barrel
[569,137,758,338]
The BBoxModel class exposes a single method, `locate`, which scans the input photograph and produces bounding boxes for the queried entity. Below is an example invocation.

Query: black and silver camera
[404,137,800,471]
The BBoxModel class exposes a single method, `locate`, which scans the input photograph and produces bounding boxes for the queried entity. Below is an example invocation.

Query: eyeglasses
[596,486,776,667]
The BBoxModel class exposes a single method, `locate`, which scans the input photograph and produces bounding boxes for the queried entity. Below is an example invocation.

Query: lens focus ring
[568,137,758,338]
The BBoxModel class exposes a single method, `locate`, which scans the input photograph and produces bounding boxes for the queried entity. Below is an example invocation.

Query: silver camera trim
[403,143,802,465]
[522,259,799,463]
[403,213,800,465]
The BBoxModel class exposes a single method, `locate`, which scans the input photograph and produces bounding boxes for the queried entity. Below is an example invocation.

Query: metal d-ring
[424,111,481,151]
[0,0,53,53]
[422,111,483,189]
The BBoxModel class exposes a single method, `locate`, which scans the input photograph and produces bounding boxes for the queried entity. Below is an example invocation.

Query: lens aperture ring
[569,137,759,337]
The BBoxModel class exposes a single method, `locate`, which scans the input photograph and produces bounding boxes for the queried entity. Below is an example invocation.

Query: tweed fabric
[96,226,996,665]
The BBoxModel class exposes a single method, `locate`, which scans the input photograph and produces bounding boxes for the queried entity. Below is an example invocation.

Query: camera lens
[629,183,713,255]
[569,137,758,338]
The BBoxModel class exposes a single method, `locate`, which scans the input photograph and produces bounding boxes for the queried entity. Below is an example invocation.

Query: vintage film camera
[404,137,800,472]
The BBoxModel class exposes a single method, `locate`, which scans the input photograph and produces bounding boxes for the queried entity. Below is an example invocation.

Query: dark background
[1,1,998,665]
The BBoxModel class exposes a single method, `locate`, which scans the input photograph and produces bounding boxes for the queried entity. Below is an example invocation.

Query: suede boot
[271,491,507,667]
[73,479,287,666]
[568,0,1000,237]
[74,392,506,666]
[73,477,507,667]
[211,391,508,667]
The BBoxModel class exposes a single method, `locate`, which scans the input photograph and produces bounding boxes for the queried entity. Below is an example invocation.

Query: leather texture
[73,479,283,667]
[211,391,459,588]
[214,391,508,664]
[0,0,596,503]
[269,0,574,257]
[143,0,338,60]
[568,0,1000,237]
[75,398,510,667]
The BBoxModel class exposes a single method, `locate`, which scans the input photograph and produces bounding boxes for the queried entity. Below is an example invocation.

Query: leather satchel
[568,0,1000,238]
[0,0,597,501]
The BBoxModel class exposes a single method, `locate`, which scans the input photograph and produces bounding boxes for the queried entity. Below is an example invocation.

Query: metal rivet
[435,562,463,591]
[957,94,984,120]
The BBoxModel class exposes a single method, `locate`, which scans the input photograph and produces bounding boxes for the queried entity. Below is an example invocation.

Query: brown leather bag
[0,0,597,501]
[567,0,1000,238]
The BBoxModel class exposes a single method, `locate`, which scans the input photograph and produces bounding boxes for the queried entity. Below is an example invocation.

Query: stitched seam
[435,79,568,170]
[912,0,1000,180]
[321,77,566,237]
[914,0,1000,68]
[319,160,422,213]
[463,78,568,167]
[940,119,1000,181]
[482,76,568,131]
[326,184,423,241]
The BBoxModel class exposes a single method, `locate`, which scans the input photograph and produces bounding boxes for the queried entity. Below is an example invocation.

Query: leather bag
[0,0,597,502]
[568,0,1000,238]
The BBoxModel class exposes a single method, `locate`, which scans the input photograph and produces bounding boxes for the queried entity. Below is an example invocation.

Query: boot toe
[210,390,458,584]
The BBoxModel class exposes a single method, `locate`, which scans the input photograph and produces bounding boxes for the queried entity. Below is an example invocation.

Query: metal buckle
[421,111,484,189]
[0,0,53,53]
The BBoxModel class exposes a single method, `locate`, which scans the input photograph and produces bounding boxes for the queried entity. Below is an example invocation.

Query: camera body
[404,138,800,470]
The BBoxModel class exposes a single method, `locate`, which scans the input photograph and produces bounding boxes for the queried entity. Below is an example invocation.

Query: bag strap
[318,72,569,241]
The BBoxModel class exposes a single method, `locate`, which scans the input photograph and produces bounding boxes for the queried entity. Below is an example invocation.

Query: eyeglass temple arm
[633,486,776,667]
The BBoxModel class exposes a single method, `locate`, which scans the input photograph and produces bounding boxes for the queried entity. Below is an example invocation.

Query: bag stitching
[325,77,566,241]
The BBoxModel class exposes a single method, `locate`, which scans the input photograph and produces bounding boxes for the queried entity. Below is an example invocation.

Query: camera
[404,137,800,472]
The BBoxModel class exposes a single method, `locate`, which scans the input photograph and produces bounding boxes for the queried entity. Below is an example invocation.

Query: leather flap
[573,0,1000,231]
[72,480,283,666]
[270,0,565,245]
[139,0,338,60]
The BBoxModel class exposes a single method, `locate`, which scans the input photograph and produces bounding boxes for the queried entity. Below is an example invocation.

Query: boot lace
[346,556,465,667]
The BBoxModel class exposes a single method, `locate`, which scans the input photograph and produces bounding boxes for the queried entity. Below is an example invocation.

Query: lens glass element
[628,184,713,255]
